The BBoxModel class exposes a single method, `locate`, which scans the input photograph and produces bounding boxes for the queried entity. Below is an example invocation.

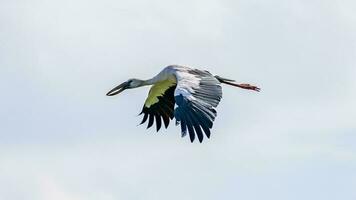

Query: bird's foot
[238,84,261,92]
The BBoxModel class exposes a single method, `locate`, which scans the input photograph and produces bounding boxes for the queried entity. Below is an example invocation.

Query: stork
[106,65,260,143]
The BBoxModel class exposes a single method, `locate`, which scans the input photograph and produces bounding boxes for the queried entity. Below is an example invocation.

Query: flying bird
[107,65,260,143]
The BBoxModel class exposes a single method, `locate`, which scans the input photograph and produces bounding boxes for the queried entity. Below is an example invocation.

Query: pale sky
[1,0,356,200]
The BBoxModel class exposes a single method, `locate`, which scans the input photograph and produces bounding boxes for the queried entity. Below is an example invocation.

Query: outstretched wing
[140,79,177,131]
[173,68,222,143]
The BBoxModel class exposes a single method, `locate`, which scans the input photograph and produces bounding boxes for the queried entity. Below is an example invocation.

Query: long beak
[106,82,129,96]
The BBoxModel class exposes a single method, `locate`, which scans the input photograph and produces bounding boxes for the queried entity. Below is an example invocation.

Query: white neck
[142,77,159,86]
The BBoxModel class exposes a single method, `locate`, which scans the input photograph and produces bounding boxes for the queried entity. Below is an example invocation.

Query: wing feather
[155,114,162,132]
[173,66,222,142]
[147,114,154,129]
[140,65,222,142]
[140,80,176,132]
[140,113,148,125]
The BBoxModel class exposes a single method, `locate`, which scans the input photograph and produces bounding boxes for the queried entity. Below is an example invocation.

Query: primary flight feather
[106,65,260,143]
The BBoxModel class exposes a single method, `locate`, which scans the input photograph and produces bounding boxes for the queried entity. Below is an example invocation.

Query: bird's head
[106,78,144,96]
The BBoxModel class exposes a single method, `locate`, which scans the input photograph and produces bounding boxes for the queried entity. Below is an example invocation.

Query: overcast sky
[1,0,356,200]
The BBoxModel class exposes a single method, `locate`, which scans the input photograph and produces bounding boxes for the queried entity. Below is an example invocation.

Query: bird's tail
[215,75,261,92]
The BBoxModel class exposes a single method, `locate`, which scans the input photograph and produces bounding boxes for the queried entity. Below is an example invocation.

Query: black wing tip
[183,125,211,143]
[175,97,216,143]
[140,84,176,132]
[197,137,204,143]
[189,136,195,143]
[187,134,208,143]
